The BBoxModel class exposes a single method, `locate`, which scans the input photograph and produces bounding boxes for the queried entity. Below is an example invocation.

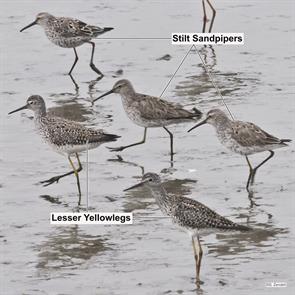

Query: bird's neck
[213,116,232,132]
[34,107,47,120]
[119,88,136,105]
[149,185,172,215]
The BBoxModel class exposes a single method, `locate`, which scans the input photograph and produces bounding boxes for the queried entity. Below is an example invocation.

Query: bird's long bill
[124,180,149,192]
[187,118,208,132]
[20,20,37,32]
[8,104,28,115]
[92,89,114,103]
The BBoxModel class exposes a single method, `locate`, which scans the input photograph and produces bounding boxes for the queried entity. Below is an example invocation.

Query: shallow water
[1,0,295,294]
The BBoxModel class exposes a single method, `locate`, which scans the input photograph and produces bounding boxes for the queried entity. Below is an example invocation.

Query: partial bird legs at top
[40,153,83,205]
[202,0,216,33]
[245,151,275,191]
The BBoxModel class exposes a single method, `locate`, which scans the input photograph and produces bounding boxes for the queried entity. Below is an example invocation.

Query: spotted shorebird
[124,173,249,286]
[20,12,113,78]
[92,79,202,161]
[201,0,216,33]
[188,109,291,190]
[8,95,120,205]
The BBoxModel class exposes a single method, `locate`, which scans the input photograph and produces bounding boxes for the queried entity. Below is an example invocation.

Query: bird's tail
[280,138,292,144]
[102,27,114,33]
[102,133,121,142]
[192,107,203,117]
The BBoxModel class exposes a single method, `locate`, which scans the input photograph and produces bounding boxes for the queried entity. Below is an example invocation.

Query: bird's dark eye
[149,178,153,182]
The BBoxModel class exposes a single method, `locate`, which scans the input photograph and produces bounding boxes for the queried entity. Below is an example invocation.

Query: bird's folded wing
[136,94,194,120]
[45,117,103,146]
[231,121,281,147]
[172,197,241,230]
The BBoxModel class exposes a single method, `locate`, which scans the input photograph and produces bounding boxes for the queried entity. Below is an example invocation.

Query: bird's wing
[231,121,282,147]
[171,196,245,230]
[134,93,196,121]
[56,17,105,38]
[43,117,106,146]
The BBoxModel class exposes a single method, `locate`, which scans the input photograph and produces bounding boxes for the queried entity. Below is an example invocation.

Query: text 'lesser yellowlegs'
[124,172,250,286]
[93,79,202,161]
[8,95,120,205]
[188,109,291,190]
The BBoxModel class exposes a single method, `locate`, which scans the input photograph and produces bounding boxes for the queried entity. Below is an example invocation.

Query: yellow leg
[192,235,203,287]
[68,154,82,205]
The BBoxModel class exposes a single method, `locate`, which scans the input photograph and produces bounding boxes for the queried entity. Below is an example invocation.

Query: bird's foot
[40,176,63,187]
[107,146,126,152]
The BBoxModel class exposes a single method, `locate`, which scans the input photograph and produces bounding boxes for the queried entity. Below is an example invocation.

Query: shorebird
[8,95,120,205]
[201,0,216,33]
[92,79,202,161]
[124,173,249,286]
[188,109,291,190]
[20,12,113,78]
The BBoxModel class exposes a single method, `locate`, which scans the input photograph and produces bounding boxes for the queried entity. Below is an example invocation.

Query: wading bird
[125,173,249,286]
[9,95,119,205]
[92,79,202,162]
[188,109,291,190]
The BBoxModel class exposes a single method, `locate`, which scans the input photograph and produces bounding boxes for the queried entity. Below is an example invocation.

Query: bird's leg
[68,153,83,205]
[87,41,104,77]
[163,126,175,162]
[68,48,80,90]
[250,151,275,185]
[108,128,147,152]
[206,0,216,33]
[69,48,79,75]
[192,236,203,287]
[202,0,207,33]
[245,156,254,191]
[40,154,83,203]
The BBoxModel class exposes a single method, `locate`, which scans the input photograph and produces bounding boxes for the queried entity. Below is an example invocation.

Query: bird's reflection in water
[174,45,260,108]
[35,225,110,274]
[207,219,288,258]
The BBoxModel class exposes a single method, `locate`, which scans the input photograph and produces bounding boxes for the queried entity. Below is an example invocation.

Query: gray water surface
[1,1,295,294]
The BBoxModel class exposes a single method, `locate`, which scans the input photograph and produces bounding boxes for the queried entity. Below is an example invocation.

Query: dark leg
[206,0,216,33]
[163,126,174,162]
[87,41,104,77]
[250,151,275,185]
[108,128,147,152]
[202,0,207,33]
[245,156,254,191]
[69,48,79,75]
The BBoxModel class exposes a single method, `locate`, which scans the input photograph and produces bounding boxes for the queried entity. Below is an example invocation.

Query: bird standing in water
[20,12,113,80]
[125,173,250,286]
[188,109,291,190]
[9,95,119,205]
[93,79,202,162]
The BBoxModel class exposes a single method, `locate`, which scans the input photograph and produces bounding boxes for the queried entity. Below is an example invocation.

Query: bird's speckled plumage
[126,173,249,234]
[189,109,291,155]
[94,79,202,128]
[21,12,113,48]
[9,95,119,155]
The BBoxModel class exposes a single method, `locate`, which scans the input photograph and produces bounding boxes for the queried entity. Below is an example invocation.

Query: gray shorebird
[188,109,291,190]
[20,12,113,78]
[124,173,249,286]
[8,95,119,205]
[201,0,216,33]
[92,79,202,161]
